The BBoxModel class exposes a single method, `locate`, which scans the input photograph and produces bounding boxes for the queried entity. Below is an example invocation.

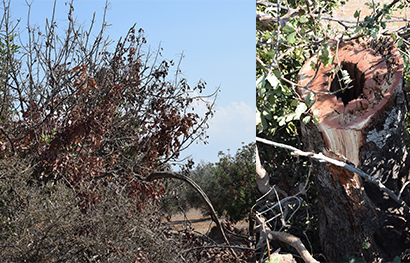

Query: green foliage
[214,143,258,222]
[268,257,280,263]
[163,143,257,222]
[256,1,343,137]
[180,161,226,217]
[0,32,19,124]
[41,129,56,144]
[351,1,400,35]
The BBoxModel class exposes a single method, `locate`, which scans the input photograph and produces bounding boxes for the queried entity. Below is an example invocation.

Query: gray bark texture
[298,36,410,262]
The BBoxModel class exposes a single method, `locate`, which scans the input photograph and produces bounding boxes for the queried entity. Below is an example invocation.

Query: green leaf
[287,32,296,44]
[322,47,329,58]
[266,49,276,59]
[269,93,279,104]
[393,256,401,263]
[261,116,268,132]
[306,92,316,107]
[262,110,272,120]
[278,116,286,126]
[362,241,369,250]
[299,17,309,23]
[256,109,261,125]
[294,102,307,120]
[310,61,317,71]
[354,10,360,18]
[282,24,296,33]
[262,32,271,40]
[290,99,298,107]
[256,75,265,90]
[287,121,297,134]
[285,112,296,122]
[272,69,282,79]
[267,257,280,263]
[302,115,311,124]
[266,74,279,89]
[256,75,266,97]
[397,38,403,47]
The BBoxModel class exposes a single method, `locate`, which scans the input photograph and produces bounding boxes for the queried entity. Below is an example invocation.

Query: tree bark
[255,146,273,197]
[298,36,410,262]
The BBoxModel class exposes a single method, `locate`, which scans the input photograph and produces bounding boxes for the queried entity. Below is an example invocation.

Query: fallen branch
[145,171,230,245]
[256,137,410,211]
[255,214,319,263]
[267,230,318,263]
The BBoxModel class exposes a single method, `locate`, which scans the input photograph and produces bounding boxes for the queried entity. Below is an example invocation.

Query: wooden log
[298,36,410,262]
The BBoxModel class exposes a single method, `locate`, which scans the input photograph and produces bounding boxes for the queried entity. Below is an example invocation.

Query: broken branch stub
[298,36,404,167]
[297,36,410,262]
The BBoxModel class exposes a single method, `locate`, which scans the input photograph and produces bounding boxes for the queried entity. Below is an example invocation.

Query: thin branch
[374,0,400,21]
[181,245,254,254]
[399,180,410,200]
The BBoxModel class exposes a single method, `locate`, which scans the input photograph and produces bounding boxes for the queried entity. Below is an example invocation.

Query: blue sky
[9,0,254,165]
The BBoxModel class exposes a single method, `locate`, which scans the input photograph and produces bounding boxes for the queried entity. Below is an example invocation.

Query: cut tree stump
[298,36,410,262]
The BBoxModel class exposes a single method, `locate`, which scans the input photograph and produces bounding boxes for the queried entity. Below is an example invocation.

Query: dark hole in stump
[330,62,365,106]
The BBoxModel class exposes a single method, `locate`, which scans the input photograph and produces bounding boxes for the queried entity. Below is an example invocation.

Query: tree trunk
[298,36,410,262]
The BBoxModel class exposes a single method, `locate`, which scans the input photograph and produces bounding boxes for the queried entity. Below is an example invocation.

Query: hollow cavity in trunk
[330,62,365,107]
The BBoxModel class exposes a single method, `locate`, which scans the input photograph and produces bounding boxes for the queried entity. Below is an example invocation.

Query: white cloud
[188,91,254,136]
[180,94,254,164]
[188,94,254,144]
[208,101,254,137]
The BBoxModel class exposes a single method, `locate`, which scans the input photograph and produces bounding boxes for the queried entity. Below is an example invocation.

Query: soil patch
[170,209,215,234]
[170,209,248,235]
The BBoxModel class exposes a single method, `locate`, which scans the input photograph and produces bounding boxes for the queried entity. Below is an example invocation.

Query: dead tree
[297,36,410,262]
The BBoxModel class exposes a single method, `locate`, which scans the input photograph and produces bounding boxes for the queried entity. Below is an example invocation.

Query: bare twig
[181,244,254,253]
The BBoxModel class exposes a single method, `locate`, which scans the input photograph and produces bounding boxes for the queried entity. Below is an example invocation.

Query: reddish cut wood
[297,36,410,262]
[298,37,403,167]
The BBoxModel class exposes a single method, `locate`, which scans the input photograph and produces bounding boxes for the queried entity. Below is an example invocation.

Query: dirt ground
[169,209,249,235]
[170,209,215,234]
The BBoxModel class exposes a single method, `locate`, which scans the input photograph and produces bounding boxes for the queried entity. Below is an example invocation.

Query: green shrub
[215,143,258,222]
[163,143,257,222]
